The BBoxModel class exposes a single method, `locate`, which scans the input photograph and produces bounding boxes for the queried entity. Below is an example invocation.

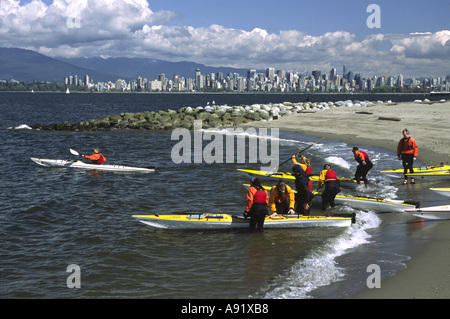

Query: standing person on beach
[318,164,341,210]
[397,128,418,185]
[292,165,315,216]
[244,178,269,232]
[352,147,373,186]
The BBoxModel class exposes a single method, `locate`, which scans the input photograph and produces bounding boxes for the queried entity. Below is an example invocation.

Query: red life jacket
[325,170,338,180]
[97,153,106,164]
[253,189,267,204]
[360,151,369,159]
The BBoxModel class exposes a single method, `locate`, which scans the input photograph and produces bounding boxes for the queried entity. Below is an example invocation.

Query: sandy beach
[245,99,450,298]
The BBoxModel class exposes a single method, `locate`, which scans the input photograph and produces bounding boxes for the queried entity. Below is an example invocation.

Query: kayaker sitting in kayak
[269,179,295,216]
[82,148,106,164]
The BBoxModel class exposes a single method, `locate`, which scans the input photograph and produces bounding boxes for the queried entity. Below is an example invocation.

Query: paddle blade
[70,149,80,156]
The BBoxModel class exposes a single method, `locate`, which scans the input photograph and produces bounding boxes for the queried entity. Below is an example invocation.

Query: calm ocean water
[1,92,448,300]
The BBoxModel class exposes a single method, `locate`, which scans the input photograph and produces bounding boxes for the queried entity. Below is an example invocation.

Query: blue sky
[147,0,449,36]
[3,0,450,77]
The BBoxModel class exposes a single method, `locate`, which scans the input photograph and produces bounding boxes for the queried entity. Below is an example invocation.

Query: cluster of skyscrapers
[65,65,450,93]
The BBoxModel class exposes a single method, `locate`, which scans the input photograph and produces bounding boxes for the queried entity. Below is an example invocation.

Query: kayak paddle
[269,137,324,173]
[70,149,82,157]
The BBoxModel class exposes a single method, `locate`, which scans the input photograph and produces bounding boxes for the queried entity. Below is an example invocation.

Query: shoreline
[243,100,450,299]
[243,100,450,165]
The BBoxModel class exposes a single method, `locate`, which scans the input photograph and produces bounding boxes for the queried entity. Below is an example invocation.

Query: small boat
[237,169,360,187]
[404,205,450,220]
[66,88,70,94]
[430,188,450,198]
[30,157,156,173]
[244,184,418,213]
[132,213,356,230]
[405,170,450,181]
[380,164,450,179]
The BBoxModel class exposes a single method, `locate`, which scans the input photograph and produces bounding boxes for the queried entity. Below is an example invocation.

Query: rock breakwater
[31,99,392,131]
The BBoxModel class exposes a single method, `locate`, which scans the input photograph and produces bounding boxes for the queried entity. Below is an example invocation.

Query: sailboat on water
[66,87,70,94]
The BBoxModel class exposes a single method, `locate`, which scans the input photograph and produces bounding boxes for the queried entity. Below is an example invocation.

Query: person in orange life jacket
[244,178,269,232]
[292,165,315,216]
[82,148,106,164]
[352,147,373,186]
[397,128,418,185]
[292,154,312,191]
[269,179,295,216]
[318,164,341,210]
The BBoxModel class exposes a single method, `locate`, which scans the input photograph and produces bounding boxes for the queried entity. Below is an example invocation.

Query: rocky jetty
[31,99,390,131]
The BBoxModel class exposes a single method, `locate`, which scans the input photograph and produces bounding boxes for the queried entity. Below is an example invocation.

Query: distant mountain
[0,47,117,82]
[56,56,255,81]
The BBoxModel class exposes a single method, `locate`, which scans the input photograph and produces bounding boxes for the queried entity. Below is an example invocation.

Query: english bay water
[1,92,447,299]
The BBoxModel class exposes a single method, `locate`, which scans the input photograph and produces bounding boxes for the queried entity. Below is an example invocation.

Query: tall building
[195,69,203,89]
[266,67,275,81]
[312,70,321,81]
[329,68,337,80]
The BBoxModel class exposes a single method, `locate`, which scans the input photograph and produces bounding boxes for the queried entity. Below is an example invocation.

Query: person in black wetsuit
[292,165,315,216]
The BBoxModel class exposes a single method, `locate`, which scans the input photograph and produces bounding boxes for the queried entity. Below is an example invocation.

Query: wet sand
[244,99,450,298]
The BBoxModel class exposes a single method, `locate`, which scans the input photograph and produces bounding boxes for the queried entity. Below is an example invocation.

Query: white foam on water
[325,156,351,170]
[262,210,381,299]
[8,124,32,130]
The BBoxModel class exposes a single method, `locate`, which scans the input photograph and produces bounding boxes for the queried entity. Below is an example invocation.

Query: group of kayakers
[244,128,419,232]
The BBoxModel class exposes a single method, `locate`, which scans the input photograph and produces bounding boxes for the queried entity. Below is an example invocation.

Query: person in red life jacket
[292,154,312,191]
[397,128,418,185]
[352,147,373,186]
[82,148,106,164]
[244,178,269,232]
[269,179,295,216]
[292,165,315,216]
[318,164,341,210]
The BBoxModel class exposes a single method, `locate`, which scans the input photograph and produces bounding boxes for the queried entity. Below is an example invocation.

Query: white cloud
[0,0,449,77]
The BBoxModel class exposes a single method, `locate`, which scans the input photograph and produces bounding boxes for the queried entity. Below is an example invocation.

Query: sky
[1,0,449,78]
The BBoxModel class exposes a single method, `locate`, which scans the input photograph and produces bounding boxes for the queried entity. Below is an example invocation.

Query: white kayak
[132,213,356,230]
[404,205,450,220]
[244,184,418,213]
[381,165,450,179]
[31,157,156,173]
[405,170,450,181]
[430,188,450,198]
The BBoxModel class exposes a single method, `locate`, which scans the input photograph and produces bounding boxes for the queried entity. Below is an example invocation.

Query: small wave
[325,156,351,169]
[262,210,381,299]
[8,124,32,130]
[202,127,306,147]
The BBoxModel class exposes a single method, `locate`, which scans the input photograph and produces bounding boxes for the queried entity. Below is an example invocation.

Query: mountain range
[0,47,253,83]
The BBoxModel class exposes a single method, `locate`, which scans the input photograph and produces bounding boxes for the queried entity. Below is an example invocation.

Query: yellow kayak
[237,169,360,186]
[381,164,450,178]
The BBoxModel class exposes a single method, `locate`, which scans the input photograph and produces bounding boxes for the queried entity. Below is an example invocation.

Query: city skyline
[63,64,449,94]
[1,0,449,78]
